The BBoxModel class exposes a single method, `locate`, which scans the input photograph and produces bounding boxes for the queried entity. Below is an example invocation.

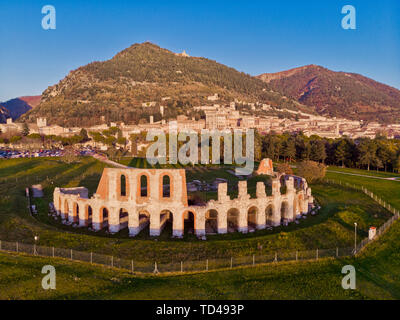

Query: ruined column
[172,211,184,238]
[128,207,140,237]
[271,178,281,226]
[218,183,230,203]
[150,211,161,236]
[68,200,77,224]
[217,209,228,234]
[195,210,206,237]
[91,201,102,231]
[108,207,120,233]
[78,202,88,227]
[285,177,295,222]
[237,208,248,233]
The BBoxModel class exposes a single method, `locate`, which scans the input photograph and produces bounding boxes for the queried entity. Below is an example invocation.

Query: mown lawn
[1,160,400,299]
[0,158,391,264]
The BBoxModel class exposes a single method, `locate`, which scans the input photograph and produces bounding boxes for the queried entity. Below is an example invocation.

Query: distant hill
[22,42,310,126]
[257,65,400,123]
[0,95,41,123]
[0,105,10,123]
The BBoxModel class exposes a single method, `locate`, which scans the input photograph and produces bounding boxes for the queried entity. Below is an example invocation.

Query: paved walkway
[92,154,130,169]
[327,170,400,181]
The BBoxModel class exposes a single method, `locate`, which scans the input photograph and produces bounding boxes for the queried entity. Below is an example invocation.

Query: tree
[357,139,377,171]
[335,140,348,167]
[296,161,326,183]
[310,140,326,163]
[282,138,296,162]
[22,123,30,136]
[79,128,89,142]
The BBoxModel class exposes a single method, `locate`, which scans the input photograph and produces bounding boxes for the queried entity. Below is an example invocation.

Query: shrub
[276,162,293,175]
[296,161,326,183]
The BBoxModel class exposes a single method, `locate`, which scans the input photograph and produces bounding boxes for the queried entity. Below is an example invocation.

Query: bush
[296,161,326,183]
[276,163,293,175]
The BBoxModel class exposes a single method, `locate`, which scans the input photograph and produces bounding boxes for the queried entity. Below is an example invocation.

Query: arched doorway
[85,204,93,226]
[138,210,150,234]
[160,209,173,235]
[227,208,240,232]
[265,204,274,226]
[247,206,258,231]
[101,207,109,229]
[64,200,69,220]
[119,208,129,230]
[73,203,79,223]
[281,201,289,224]
[162,175,171,198]
[205,209,218,234]
[183,210,195,235]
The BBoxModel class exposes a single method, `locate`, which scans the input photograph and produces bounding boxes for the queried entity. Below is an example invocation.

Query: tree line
[259,132,400,172]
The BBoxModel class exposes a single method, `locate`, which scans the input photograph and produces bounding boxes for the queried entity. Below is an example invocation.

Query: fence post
[336,247,339,258]
[206,259,209,271]
[131,260,134,273]
[52,247,55,258]
[34,244,36,255]
[153,262,159,274]
[230,257,233,269]
[111,256,113,268]
[252,255,255,266]
[296,250,298,261]
[0,240,1,250]
[90,252,93,264]
[274,252,278,263]
[316,249,319,260]
[16,242,18,253]
[70,249,73,260]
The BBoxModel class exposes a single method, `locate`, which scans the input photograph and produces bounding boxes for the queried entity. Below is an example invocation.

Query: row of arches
[58,198,304,236]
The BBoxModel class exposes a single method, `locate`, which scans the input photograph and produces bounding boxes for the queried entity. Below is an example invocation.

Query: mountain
[257,65,400,123]
[22,42,310,126]
[0,105,10,123]
[0,95,41,123]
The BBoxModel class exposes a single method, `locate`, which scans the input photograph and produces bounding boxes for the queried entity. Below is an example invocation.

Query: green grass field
[1,159,400,299]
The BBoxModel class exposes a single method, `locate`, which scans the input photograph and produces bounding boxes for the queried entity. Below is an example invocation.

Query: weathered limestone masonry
[53,164,314,239]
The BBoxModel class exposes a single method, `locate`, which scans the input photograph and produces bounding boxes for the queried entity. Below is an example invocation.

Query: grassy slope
[1,162,400,299]
[0,158,390,264]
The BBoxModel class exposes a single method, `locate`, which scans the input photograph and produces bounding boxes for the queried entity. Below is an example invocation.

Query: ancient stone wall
[54,167,314,238]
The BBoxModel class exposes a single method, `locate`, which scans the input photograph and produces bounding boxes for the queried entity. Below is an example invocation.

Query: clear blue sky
[0,0,399,101]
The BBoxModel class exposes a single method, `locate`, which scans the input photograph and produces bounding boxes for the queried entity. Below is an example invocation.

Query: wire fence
[1,179,398,274]
[0,239,354,274]
[324,179,400,253]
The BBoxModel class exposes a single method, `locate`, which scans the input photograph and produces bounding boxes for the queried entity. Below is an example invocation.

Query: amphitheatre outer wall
[53,162,314,238]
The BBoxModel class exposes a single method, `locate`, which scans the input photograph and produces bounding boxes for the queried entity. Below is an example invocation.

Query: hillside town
[2,94,400,152]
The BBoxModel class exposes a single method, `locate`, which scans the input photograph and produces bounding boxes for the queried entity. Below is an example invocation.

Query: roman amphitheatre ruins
[53,159,314,238]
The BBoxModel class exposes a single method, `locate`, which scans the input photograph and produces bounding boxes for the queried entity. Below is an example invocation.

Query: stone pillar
[238,181,250,200]
[256,205,266,230]
[78,202,88,227]
[92,205,102,231]
[237,208,248,233]
[128,208,140,237]
[271,198,281,226]
[109,171,117,201]
[172,211,184,238]
[195,210,206,237]
[68,201,76,224]
[108,207,120,233]
[150,211,161,236]
[272,178,281,196]
[285,177,295,222]
[218,183,230,203]
[217,209,228,234]
[256,182,266,198]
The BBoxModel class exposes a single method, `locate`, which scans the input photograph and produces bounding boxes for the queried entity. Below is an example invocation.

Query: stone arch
[85,204,93,226]
[71,202,79,223]
[247,206,259,230]
[119,208,129,230]
[160,209,174,235]
[182,210,196,235]
[100,206,109,229]
[281,201,290,222]
[64,199,69,219]
[265,204,274,226]
[205,209,218,234]
[227,208,240,232]
[138,209,150,233]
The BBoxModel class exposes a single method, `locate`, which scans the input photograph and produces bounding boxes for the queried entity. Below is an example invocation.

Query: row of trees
[259,132,400,172]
